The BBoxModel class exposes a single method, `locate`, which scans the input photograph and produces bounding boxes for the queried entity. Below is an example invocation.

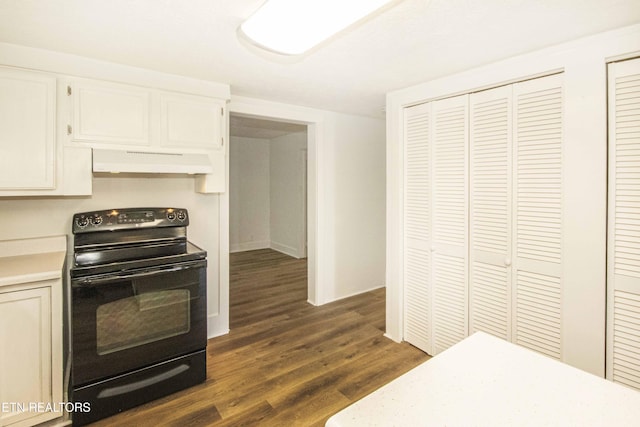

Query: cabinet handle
[67,125,72,135]
[67,85,72,96]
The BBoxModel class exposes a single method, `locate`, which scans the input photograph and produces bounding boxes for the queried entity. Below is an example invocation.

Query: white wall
[229,131,307,258]
[270,131,307,258]
[332,114,386,300]
[229,136,271,252]
[386,23,640,377]
[0,175,222,335]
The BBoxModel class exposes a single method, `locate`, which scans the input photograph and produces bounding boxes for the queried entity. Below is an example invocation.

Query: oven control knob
[166,211,177,221]
[91,215,103,226]
[76,216,89,228]
[177,210,187,222]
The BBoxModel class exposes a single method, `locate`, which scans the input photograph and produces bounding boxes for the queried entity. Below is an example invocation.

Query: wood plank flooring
[89,249,429,426]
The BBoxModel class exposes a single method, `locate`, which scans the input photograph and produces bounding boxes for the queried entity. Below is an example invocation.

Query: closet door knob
[505,258,512,267]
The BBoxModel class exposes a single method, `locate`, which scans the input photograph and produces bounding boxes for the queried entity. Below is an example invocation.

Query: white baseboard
[270,241,302,258]
[327,284,386,304]
[230,240,270,253]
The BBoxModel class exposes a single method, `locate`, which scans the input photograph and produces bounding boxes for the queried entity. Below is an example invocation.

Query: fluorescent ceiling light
[240,0,396,55]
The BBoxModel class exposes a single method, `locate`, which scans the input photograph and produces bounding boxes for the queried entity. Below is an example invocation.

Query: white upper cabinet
[62,77,228,193]
[66,78,225,152]
[160,92,224,149]
[68,79,151,146]
[0,67,56,189]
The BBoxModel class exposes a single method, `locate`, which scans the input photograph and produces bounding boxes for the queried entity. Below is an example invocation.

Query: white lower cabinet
[403,73,565,359]
[0,282,61,427]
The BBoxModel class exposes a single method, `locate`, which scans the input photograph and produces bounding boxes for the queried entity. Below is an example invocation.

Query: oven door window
[96,288,190,355]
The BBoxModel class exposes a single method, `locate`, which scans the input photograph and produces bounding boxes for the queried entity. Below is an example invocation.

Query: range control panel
[72,208,189,233]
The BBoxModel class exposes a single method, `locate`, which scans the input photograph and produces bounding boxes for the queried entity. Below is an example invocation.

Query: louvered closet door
[607,58,640,391]
[512,74,564,360]
[403,102,432,353]
[469,85,513,340]
[431,94,469,355]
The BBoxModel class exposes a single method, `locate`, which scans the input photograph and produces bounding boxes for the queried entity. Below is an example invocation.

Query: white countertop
[0,236,66,288]
[0,251,66,287]
[326,332,640,427]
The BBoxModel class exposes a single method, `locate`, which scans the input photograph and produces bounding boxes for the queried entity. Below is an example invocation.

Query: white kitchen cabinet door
[403,102,432,354]
[607,57,640,391]
[512,73,564,360]
[160,92,224,149]
[69,79,150,146]
[0,286,54,427]
[469,85,513,341]
[0,67,56,189]
[431,94,469,355]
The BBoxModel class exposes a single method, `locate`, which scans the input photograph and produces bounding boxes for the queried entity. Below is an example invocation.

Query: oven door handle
[73,261,205,286]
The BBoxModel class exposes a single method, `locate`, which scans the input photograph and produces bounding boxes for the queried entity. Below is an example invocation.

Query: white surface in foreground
[326,332,640,426]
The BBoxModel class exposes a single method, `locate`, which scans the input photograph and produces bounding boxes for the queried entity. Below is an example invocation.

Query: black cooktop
[70,207,206,278]
[70,241,206,279]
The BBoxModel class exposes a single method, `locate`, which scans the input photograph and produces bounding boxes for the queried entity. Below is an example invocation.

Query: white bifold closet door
[469,85,513,340]
[511,74,564,360]
[469,85,513,341]
[607,57,640,391]
[403,102,432,353]
[431,95,469,354]
[469,74,564,359]
[403,94,469,355]
[404,74,562,358]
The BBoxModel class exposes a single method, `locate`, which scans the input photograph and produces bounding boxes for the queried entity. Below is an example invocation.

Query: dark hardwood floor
[89,249,429,426]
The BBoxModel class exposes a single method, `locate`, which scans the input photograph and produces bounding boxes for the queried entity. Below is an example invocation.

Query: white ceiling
[0,0,638,119]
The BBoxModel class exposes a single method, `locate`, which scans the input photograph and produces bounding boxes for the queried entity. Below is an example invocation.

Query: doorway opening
[228,113,309,328]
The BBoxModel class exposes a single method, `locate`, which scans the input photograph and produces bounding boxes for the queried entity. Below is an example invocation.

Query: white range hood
[92,149,213,174]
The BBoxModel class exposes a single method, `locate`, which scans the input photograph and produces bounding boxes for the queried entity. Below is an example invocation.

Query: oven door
[71,259,207,386]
